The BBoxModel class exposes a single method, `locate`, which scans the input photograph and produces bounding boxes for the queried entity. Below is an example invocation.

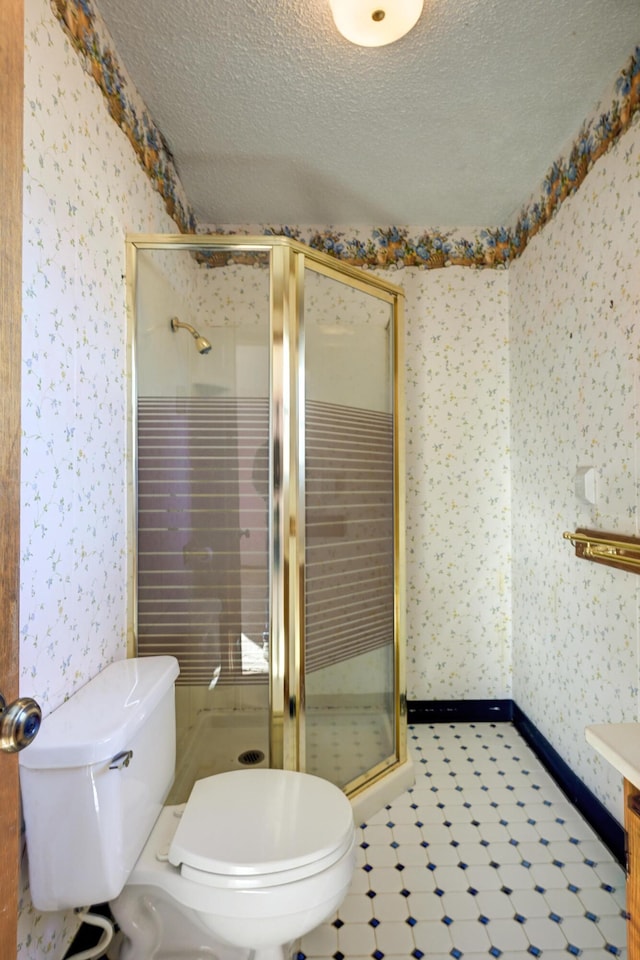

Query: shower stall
[126,235,411,814]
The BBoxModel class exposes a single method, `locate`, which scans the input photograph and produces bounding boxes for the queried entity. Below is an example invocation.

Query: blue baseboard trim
[511,703,625,866]
[407,699,513,723]
[406,698,625,865]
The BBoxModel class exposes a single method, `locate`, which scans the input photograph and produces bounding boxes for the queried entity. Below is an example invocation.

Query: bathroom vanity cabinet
[586,723,640,960]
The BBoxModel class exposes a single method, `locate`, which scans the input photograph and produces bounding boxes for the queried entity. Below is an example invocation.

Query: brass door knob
[0,693,42,752]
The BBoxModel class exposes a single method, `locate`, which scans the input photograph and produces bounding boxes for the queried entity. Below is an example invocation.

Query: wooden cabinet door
[625,779,640,960]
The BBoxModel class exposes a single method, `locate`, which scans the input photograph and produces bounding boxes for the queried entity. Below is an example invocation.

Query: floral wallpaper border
[50,0,640,270]
[49,0,196,234]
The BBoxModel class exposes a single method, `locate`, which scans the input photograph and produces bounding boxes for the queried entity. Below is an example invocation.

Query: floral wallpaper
[509,113,640,823]
[48,0,195,234]
[20,0,179,954]
[400,268,512,700]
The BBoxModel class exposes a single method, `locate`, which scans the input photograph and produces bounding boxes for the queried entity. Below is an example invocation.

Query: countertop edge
[586,722,640,792]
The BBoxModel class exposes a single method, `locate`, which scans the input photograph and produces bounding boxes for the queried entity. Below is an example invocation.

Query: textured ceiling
[96,0,639,227]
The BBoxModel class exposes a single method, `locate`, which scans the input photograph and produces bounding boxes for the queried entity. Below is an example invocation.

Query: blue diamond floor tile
[297,722,627,960]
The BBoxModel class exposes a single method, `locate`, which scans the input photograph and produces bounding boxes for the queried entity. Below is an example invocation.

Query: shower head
[170,316,212,355]
[194,335,212,355]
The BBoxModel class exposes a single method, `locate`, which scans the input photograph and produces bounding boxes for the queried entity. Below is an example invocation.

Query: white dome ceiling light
[329,0,424,47]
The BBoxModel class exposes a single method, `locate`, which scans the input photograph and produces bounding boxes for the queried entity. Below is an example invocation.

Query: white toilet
[19,656,356,960]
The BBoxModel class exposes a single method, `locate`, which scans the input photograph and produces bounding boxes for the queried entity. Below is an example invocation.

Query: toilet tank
[19,656,180,911]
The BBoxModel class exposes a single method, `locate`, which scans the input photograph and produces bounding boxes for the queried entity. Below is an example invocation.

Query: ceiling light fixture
[329,0,424,47]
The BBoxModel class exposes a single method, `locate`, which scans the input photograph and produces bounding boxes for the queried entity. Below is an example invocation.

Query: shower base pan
[168,708,413,817]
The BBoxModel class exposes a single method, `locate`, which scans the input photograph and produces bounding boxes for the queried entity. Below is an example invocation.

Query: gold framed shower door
[125,233,406,802]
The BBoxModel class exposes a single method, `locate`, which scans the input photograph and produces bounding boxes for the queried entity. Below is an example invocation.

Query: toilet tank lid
[19,656,179,769]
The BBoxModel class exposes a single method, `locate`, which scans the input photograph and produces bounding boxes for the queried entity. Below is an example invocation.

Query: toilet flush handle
[0,692,42,752]
[109,749,134,770]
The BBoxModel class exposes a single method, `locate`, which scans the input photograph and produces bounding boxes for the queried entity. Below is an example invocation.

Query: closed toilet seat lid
[169,769,354,879]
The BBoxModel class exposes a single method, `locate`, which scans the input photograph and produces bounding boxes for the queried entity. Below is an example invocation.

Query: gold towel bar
[563,529,640,574]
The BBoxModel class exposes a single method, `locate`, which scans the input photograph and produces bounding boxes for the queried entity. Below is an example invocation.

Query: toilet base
[110,938,291,960]
[109,938,289,960]
[110,884,297,960]
[108,800,354,960]
[110,933,296,960]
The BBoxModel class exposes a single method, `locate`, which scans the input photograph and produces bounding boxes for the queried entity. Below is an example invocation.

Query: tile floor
[307,711,393,787]
[298,722,627,960]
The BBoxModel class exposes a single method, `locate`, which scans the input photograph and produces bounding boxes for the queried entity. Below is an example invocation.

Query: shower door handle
[0,691,42,752]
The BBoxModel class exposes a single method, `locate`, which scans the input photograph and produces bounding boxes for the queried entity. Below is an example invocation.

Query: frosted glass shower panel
[134,249,272,793]
[303,268,396,789]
